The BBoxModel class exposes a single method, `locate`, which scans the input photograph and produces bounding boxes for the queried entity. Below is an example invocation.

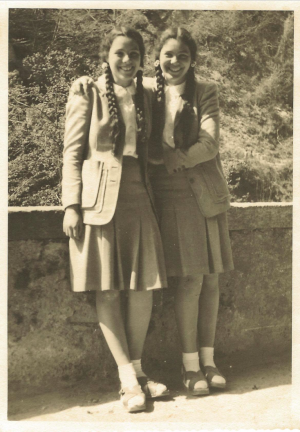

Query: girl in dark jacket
[148,27,233,396]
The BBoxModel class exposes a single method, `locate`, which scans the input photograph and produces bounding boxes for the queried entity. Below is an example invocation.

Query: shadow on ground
[8,351,291,424]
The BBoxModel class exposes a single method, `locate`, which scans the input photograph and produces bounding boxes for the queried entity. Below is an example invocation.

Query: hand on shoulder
[69,76,94,98]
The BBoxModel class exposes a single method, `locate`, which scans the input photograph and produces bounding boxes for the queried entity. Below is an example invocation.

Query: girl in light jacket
[62,27,169,413]
[71,27,234,397]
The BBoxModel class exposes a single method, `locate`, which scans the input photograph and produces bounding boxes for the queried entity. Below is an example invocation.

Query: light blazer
[149,79,230,218]
[62,75,154,225]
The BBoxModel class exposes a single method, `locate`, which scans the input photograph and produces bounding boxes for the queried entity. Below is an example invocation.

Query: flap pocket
[200,160,230,203]
[81,160,103,208]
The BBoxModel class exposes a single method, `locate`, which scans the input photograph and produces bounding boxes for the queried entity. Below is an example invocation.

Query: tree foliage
[9,9,293,205]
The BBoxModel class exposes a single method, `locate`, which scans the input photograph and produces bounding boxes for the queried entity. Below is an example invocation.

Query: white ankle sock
[200,347,215,367]
[132,359,146,378]
[182,352,200,372]
[118,363,145,410]
[118,363,139,389]
[200,347,226,386]
[182,352,208,390]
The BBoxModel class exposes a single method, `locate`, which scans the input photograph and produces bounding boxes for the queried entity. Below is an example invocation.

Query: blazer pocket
[200,160,230,203]
[81,160,103,208]
[97,167,108,213]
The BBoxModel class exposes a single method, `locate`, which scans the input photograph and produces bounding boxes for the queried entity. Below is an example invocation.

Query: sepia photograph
[4,2,299,430]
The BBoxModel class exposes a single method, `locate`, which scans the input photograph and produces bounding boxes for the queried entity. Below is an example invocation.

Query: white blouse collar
[165,81,186,97]
[113,81,136,98]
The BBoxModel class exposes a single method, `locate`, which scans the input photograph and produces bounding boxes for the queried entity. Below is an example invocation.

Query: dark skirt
[69,157,168,292]
[149,163,234,277]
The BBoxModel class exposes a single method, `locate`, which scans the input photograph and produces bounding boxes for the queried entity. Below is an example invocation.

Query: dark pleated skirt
[69,157,168,292]
[149,163,234,277]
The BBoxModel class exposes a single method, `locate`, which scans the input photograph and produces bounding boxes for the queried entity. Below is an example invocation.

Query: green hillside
[9,9,293,206]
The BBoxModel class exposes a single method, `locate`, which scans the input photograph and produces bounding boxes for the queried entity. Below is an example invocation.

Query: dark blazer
[149,79,230,218]
[62,75,155,225]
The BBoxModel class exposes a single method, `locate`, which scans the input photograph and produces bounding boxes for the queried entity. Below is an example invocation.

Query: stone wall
[8,204,292,391]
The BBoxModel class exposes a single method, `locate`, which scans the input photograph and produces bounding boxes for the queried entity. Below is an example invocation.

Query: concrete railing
[8,203,292,391]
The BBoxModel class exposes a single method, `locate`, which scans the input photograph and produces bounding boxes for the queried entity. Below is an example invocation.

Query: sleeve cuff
[62,196,81,211]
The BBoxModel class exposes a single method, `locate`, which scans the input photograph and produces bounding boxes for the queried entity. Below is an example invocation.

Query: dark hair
[154,27,197,150]
[100,27,146,156]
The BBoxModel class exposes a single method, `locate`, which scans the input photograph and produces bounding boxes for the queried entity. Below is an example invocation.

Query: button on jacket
[149,79,231,218]
[62,75,154,225]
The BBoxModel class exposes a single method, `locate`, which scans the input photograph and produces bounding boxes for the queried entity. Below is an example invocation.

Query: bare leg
[198,273,219,348]
[96,290,130,366]
[198,274,226,387]
[126,290,153,360]
[96,290,147,410]
[126,290,169,397]
[174,275,203,353]
[174,275,208,393]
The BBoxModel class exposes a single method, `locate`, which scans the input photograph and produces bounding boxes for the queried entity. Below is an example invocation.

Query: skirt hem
[71,281,169,293]
[165,265,234,278]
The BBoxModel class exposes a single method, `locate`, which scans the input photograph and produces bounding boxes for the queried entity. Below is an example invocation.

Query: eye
[129,52,140,59]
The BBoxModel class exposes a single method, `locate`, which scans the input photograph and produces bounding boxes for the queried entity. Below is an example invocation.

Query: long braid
[149,62,165,159]
[155,63,165,104]
[103,64,121,155]
[178,67,196,151]
[135,69,147,157]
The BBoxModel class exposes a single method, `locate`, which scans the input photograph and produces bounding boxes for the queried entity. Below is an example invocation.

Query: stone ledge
[9,207,65,241]
[228,202,292,231]
[8,204,292,389]
[8,203,293,241]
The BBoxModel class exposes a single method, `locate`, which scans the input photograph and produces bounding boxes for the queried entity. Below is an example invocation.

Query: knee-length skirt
[69,157,168,292]
[149,163,234,277]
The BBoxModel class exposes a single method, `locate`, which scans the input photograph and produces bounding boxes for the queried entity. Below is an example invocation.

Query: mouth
[168,66,182,73]
[119,66,134,73]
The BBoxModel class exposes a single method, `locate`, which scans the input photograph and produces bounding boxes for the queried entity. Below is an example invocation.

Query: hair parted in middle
[100,27,146,156]
[153,27,198,151]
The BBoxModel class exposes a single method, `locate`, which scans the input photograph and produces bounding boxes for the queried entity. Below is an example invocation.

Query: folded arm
[176,83,220,169]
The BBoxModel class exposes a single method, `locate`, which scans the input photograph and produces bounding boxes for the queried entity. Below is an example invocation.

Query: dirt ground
[7,352,298,430]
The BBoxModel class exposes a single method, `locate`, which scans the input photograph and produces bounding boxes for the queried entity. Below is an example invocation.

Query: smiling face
[108,36,141,87]
[159,38,192,86]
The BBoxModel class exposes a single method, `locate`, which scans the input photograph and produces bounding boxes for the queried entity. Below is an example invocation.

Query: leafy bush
[224,153,292,202]
[9,9,293,205]
[9,49,99,206]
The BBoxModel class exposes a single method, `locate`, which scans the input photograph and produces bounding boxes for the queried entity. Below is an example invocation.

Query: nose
[123,54,130,63]
[170,56,179,64]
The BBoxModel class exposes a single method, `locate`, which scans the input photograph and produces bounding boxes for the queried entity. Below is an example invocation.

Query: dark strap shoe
[137,376,170,399]
[182,366,210,396]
